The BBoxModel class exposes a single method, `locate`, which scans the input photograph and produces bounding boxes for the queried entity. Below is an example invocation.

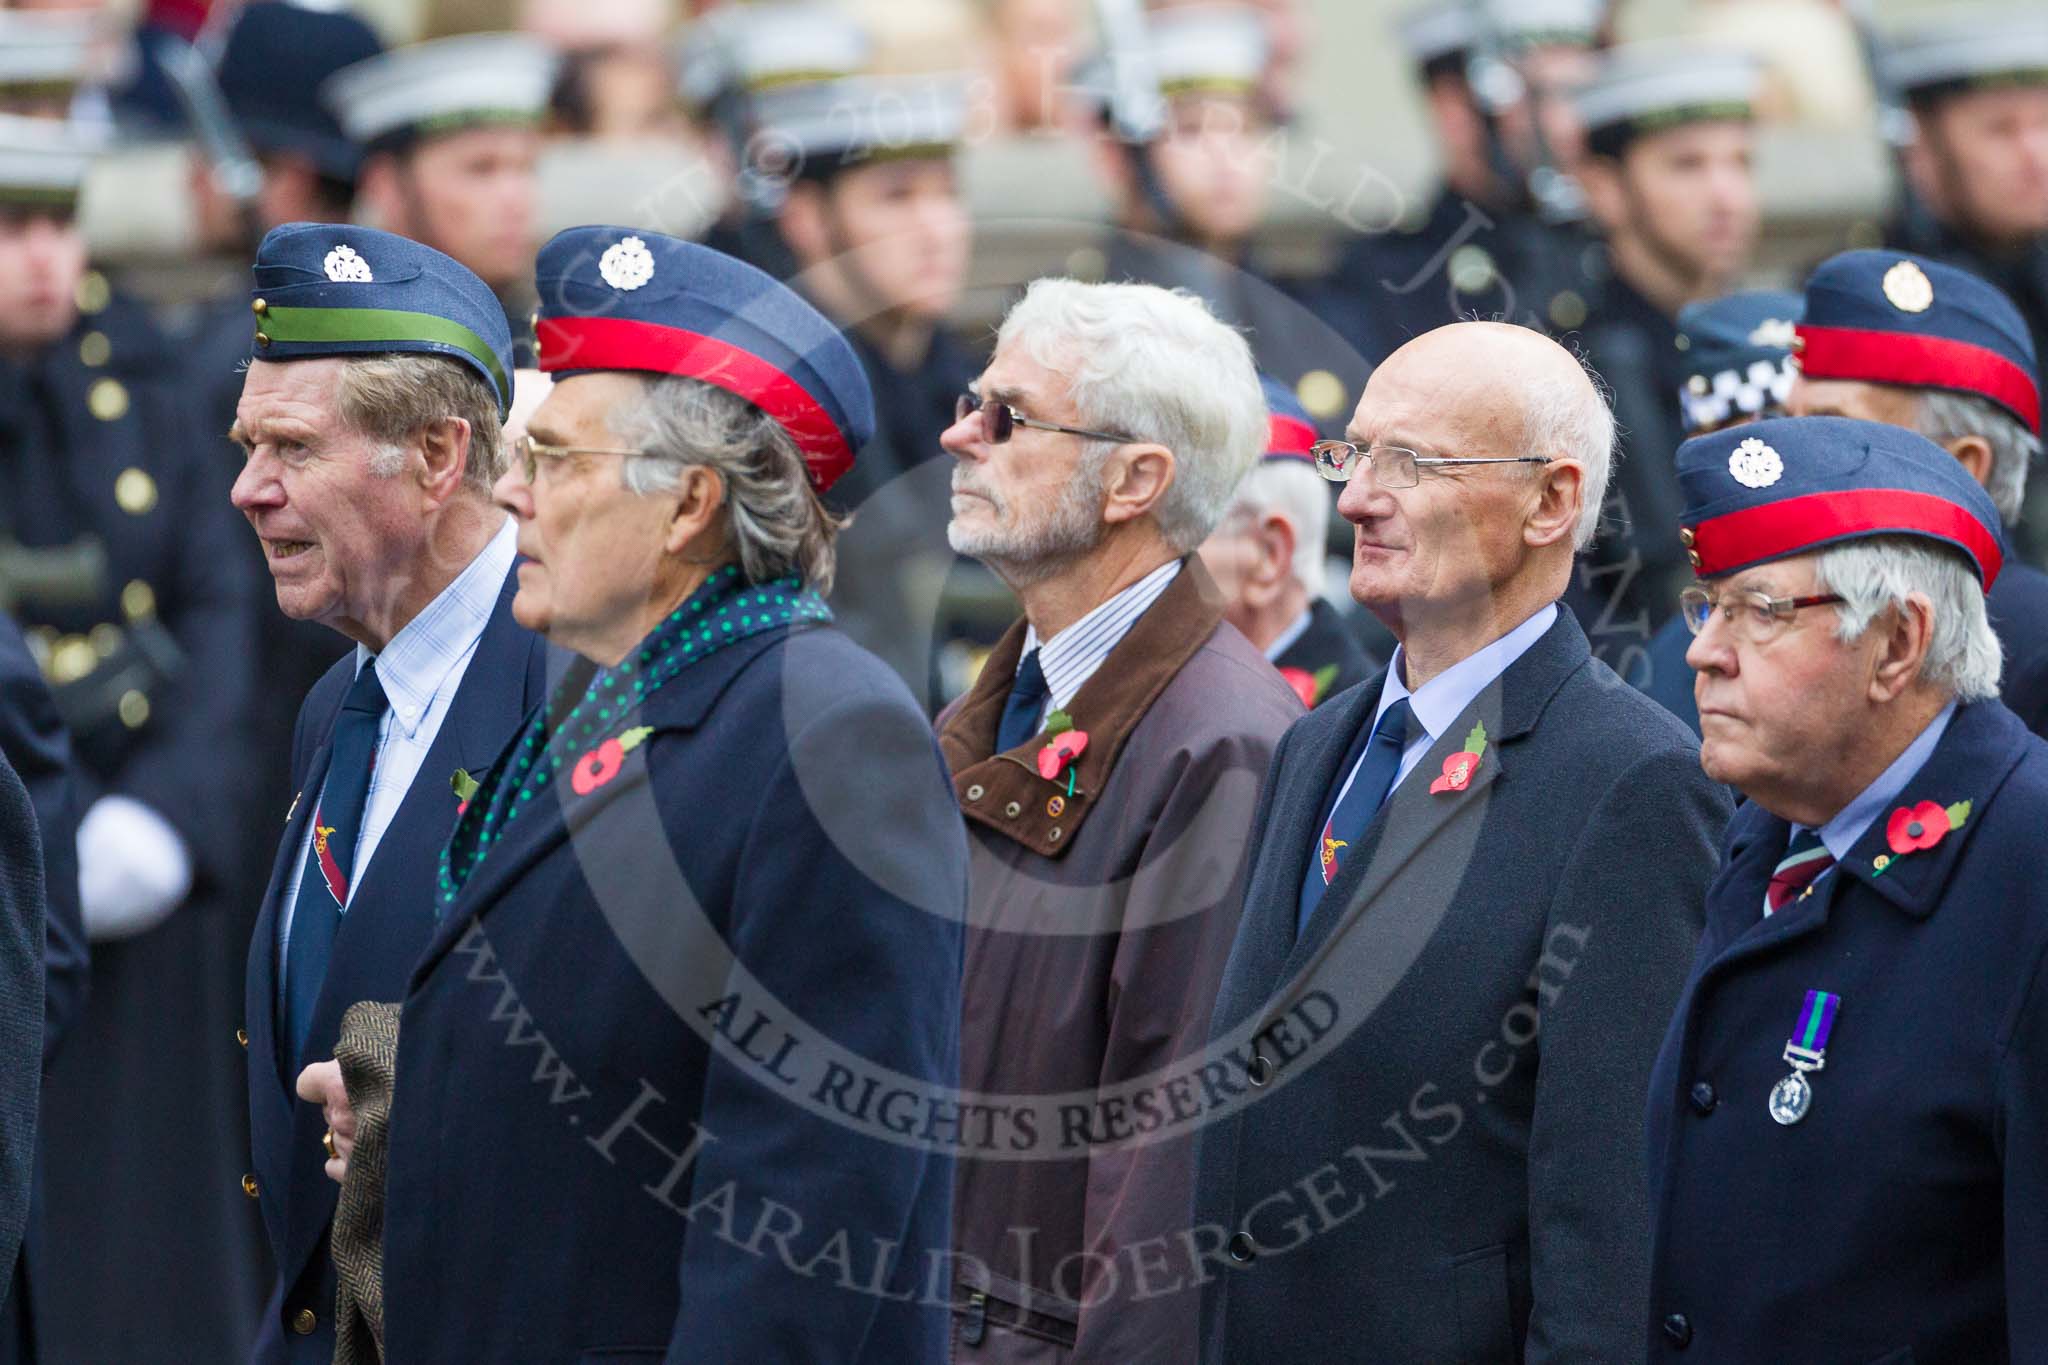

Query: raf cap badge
[324,244,373,283]
[1727,436,1784,489]
[599,235,655,291]
[1882,259,1933,314]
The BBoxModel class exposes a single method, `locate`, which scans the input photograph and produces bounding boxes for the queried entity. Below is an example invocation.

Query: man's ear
[1523,456,1585,550]
[355,152,402,232]
[1249,511,1295,588]
[777,182,832,269]
[1944,433,1995,492]
[414,417,473,506]
[1100,443,1176,527]
[663,465,728,559]
[1868,592,1936,704]
[1089,131,1138,210]
[1575,155,1625,235]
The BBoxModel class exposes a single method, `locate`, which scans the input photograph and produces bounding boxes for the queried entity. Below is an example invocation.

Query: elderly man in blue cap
[229,222,551,1363]
[1635,289,1804,730]
[305,226,965,1362]
[1647,414,2048,1361]
[1786,248,2048,737]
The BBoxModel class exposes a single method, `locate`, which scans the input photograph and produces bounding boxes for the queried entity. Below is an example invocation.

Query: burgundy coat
[938,559,1301,1364]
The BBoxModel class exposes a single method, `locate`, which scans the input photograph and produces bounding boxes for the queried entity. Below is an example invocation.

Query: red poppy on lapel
[570,727,654,797]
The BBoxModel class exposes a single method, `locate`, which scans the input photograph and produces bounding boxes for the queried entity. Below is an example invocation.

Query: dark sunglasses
[954,394,1134,446]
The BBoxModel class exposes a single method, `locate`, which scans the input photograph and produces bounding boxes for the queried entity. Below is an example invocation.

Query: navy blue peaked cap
[250,222,515,417]
[1675,289,1803,435]
[1798,249,2039,433]
[1675,415,2005,589]
[532,226,874,494]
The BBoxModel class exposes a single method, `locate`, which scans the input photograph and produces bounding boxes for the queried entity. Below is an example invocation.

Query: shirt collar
[1375,603,1559,745]
[1807,699,1958,861]
[354,516,516,739]
[1263,605,1315,663]
[1021,559,1182,713]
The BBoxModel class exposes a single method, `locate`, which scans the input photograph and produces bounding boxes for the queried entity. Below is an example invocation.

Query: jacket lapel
[937,557,1227,858]
[1210,679,1383,1034]
[1274,610,1591,989]
[409,625,785,986]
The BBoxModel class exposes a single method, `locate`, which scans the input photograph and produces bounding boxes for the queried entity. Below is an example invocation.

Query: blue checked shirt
[1017,559,1182,723]
[278,517,517,951]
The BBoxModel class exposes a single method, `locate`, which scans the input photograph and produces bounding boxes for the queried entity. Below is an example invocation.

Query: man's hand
[297,1059,356,1185]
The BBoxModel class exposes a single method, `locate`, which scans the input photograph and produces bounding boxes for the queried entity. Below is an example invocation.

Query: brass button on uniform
[118,689,150,729]
[292,1309,317,1335]
[965,784,985,802]
[1548,290,1588,330]
[1296,369,1346,421]
[241,1173,259,1199]
[254,332,271,348]
[114,466,157,515]
[235,1027,248,1048]
[89,377,130,423]
[1678,528,1696,547]
[121,579,156,622]
[252,297,269,316]
[78,330,110,367]
[75,269,110,315]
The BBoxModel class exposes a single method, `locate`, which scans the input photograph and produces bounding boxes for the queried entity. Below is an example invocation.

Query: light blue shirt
[1327,603,1559,814]
[1263,606,1314,663]
[1771,699,1957,916]
[279,516,516,950]
[1019,559,1182,720]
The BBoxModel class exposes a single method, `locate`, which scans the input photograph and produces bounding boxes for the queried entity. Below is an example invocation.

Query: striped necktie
[1765,828,1835,916]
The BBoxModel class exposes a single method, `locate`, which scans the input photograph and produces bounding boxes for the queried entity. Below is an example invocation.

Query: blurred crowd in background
[0,0,2044,1357]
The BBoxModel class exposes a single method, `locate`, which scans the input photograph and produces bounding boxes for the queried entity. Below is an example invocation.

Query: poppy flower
[1885,800,1951,854]
[1430,750,1480,795]
[572,738,626,796]
[1037,730,1089,780]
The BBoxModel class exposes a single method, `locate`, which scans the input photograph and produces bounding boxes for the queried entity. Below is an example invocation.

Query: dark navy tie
[282,660,387,1072]
[996,648,1050,753]
[1298,697,1415,936]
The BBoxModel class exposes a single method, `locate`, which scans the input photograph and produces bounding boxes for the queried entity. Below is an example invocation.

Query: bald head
[1335,322,1611,671]
[1367,322,1613,549]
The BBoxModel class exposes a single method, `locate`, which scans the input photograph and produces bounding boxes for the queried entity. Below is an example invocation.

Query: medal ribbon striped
[1793,989,1839,1053]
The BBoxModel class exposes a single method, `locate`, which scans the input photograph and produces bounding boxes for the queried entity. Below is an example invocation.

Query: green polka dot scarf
[436,565,830,911]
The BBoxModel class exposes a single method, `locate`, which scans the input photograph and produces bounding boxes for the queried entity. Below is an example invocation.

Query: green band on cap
[0,186,81,211]
[261,305,508,409]
[1630,99,1754,136]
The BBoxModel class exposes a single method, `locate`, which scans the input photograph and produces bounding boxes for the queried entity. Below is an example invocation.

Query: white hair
[1814,535,2002,702]
[1522,347,1615,550]
[1913,388,2037,528]
[1222,459,1331,594]
[995,278,1267,553]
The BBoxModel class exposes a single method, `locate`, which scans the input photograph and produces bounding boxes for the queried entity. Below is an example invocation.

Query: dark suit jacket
[1195,609,1731,1364]
[0,750,45,1309]
[0,610,86,1365]
[1646,699,2048,1364]
[1989,560,2048,740]
[243,566,549,1364]
[0,611,85,1058]
[383,620,965,1363]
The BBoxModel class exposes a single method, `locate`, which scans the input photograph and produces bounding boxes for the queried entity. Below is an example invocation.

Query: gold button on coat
[235,1027,248,1048]
[292,1309,317,1335]
[78,331,110,367]
[89,377,130,423]
[114,467,156,515]
[241,1173,259,1199]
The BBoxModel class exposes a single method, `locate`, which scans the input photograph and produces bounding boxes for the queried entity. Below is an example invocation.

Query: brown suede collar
[937,556,1227,858]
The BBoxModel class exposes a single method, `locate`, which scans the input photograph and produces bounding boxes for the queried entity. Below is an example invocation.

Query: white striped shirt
[1018,559,1182,722]
[279,516,516,950]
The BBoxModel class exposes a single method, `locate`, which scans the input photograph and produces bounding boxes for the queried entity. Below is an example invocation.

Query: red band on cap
[536,315,854,492]
[1266,413,1317,460]
[1796,323,2041,434]
[1690,488,2003,589]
